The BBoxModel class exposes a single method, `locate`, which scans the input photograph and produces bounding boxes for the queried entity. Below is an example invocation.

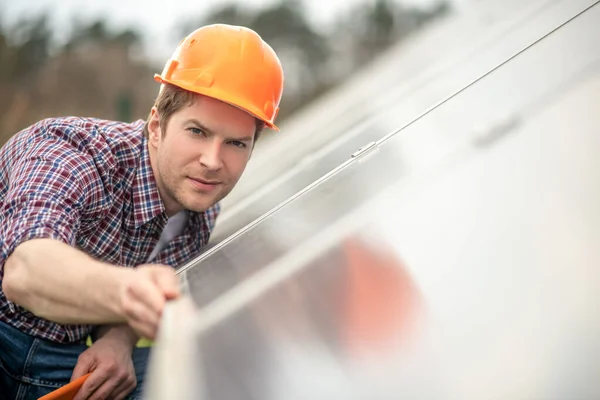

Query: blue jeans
[0,321,149,400]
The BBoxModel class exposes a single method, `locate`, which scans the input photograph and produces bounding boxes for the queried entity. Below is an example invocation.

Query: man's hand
[4,239,179,328]
[71,325,138,400]
[120,265,180,339]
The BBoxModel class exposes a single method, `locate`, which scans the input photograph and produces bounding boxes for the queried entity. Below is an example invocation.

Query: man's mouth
[188,177,222,192]
[189,177,220,185]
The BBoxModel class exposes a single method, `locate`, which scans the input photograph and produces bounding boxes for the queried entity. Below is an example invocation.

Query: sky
[0,0,456,63]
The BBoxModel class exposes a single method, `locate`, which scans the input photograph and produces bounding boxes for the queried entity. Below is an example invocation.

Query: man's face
[148,95,256,215]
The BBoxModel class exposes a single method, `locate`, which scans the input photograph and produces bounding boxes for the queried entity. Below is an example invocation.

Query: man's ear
[148,107,161,147]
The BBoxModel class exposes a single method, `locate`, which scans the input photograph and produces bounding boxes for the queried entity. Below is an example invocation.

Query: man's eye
[230,141,247,149]
[188,127,205,135]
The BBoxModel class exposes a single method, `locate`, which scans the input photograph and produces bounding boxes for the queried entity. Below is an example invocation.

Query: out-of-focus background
[0,0,450,145]
[4,1,600,398]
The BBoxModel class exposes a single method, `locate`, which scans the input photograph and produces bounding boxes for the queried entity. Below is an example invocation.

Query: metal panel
[145,3,600,399]
[180,0,600,308]
[209,0,599,243]
[198,70,600,399]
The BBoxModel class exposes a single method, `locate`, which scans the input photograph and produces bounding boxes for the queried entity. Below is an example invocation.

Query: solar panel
[145,1,600,399]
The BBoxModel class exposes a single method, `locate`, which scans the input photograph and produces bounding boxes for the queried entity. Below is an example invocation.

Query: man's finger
[111,380,138,400]
[151,267,180,299]
[88,378,121,400]
[127,279,166,316]
[71,355,93,382]
[73,369,107,400]
[112,370,137,400]
[122,291,160,331]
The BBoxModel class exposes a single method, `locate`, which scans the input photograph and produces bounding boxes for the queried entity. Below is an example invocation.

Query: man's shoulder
[44,116,144,149]
[14,116,145,168]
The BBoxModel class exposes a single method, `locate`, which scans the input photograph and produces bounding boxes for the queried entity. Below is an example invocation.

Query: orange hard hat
[154,24,284,131]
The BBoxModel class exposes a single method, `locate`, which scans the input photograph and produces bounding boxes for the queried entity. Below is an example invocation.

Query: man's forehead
[175,105,255,139]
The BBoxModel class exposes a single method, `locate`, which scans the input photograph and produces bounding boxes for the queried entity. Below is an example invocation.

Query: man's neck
[147,142,182,217]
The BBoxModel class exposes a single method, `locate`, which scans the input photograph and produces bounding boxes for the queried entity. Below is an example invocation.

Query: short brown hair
[143,83,266,141]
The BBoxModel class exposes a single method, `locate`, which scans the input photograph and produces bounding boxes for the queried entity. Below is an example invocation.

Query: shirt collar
[132,140,166,228]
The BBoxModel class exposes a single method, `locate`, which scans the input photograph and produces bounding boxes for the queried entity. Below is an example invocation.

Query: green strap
[86,335,154,348]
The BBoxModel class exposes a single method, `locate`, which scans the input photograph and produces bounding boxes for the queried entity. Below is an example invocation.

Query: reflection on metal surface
[179,0,600,307]
[195,234,427,400]
[331,237,423,359]
[208,0,599,243]
[184,61,600,396]
[149,2,600,399]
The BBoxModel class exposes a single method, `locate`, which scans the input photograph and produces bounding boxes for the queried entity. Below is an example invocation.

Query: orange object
[154,24,284,131]
[339,238,422,358]
[38,373,91,400]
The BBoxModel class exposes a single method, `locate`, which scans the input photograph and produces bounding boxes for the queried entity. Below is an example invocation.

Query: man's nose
[199,140,223,171]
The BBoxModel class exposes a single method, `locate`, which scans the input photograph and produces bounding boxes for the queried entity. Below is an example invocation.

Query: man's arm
[1,128,179,338]
[3,238,180,338]
[3,238,131,324]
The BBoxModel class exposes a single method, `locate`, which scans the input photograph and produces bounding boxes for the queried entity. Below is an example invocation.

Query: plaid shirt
[0,117,219,343]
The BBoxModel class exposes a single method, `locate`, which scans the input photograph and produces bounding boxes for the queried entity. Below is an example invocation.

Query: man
[0,23,284,400]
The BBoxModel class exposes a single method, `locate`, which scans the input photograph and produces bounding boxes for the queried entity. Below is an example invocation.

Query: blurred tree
[0,15,152,141]
[334,0,401,69]
[113,29,141,48]
[251,0,331,120]
[65,20,141,51]
[251,0,329,68]
[368,0,397,48]
[0,13,54,143]
[0,0,450,145]
[333,0,449,71]
[0,24,9,80]
[116,90,133,122]
[6,14,52,85]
